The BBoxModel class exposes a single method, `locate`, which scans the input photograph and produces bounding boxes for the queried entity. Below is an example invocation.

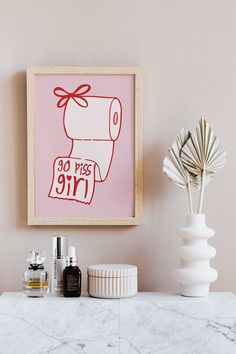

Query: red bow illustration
[54,84,91,108]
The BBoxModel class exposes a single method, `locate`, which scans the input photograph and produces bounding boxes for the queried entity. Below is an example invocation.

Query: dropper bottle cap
[66,246,78,266]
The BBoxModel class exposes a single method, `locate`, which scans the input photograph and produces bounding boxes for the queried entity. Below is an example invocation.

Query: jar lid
[87,264,137,278]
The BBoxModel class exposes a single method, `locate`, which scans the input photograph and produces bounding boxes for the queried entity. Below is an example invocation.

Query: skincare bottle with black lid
[63,246,82,297]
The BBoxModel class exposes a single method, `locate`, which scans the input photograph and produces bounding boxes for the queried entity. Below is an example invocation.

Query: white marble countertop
[0,292,236,354]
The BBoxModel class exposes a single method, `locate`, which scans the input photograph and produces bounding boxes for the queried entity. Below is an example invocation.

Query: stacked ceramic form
[173,214,217,297]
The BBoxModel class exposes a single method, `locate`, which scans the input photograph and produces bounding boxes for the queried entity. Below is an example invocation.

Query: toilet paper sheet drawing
[48,85,122,204]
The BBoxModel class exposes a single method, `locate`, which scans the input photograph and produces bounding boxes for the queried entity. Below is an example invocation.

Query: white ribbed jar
[87,264,137,299]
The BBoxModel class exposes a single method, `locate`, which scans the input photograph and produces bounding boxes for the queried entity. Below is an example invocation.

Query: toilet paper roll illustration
[65,95,122,141]
[65,95,121,181]
[70,140,115,182]
[48,157,96,204]
[49,85,122,204]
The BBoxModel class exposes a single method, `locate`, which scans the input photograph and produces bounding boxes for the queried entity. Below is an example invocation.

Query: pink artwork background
[35,74,135,218]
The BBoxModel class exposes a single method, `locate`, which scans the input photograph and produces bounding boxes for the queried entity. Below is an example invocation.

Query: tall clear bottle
[51,236,68,295]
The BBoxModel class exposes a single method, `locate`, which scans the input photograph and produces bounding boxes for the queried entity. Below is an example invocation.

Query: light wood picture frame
[27,66,143,225]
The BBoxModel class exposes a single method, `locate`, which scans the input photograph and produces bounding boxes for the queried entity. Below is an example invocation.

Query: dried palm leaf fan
[163,128,195,213]
[163,118,227,214]
[180,118,227,213]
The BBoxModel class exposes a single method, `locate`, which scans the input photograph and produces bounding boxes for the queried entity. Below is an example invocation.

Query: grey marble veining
[0,293,236,354]
[119,294,236,354]
[0,294,119,354]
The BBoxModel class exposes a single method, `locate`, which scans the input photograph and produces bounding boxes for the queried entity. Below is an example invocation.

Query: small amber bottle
[63,246,82,297]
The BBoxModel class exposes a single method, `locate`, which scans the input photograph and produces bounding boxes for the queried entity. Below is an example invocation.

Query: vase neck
[186,214,206,227]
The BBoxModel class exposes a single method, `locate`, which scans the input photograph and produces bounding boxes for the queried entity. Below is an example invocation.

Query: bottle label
[51,259,66,294]
[66,274,79,292]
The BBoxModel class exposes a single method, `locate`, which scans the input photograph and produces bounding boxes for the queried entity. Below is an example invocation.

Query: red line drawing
[48,85,122,204]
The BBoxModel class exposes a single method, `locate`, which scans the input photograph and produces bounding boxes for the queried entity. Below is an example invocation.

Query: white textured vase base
[180,284,210,297]
[174,214,217,297]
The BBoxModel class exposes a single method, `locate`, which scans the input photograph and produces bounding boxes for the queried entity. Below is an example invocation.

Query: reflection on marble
[0,293,236,354]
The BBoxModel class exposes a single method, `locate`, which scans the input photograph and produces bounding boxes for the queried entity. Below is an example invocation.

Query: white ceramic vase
[173,214,218,297]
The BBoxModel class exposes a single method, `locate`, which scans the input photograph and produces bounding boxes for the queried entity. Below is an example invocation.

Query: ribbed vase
[173,214,218,297]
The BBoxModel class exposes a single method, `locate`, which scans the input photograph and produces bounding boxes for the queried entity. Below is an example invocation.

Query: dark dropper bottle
[63,246,82,297]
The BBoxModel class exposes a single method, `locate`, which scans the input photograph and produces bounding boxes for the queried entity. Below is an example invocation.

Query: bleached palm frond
[163,128,191,188]
[180,118,227,176]
[191,174,213,189]
[163,128,194,212]
[180,117,227,212]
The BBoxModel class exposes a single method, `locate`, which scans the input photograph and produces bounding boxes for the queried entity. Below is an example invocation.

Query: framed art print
[27,66,142,225]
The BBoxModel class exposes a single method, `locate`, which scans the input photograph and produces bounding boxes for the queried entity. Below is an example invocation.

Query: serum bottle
[51,236,68,295]
[63,246,82,297]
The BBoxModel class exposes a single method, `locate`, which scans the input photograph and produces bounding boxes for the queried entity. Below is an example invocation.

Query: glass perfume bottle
[63,246,82,297]
[23,250,49,297]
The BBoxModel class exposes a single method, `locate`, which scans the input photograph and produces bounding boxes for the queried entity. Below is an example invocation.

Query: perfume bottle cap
[51,236,68,259]
[27,250,46,265]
